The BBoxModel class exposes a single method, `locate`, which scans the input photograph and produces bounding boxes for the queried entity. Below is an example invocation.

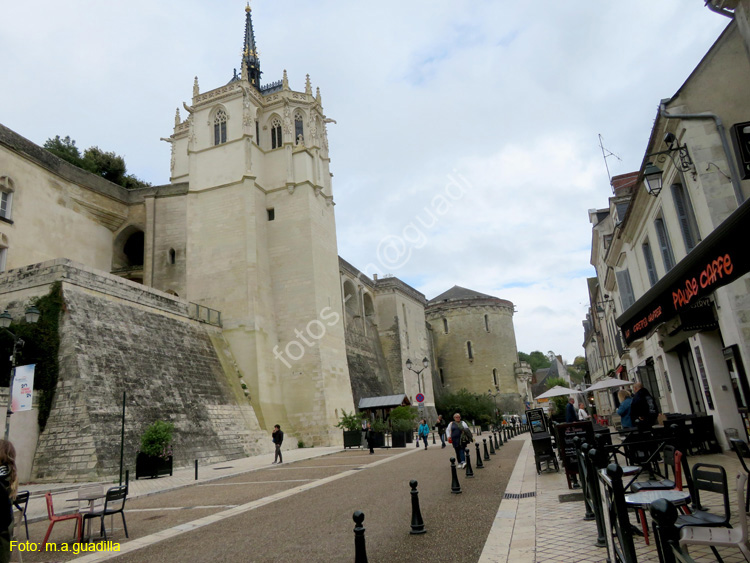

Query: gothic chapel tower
[165,5,354,445]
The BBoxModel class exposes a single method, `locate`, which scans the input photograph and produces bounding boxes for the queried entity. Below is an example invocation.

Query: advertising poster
[11,364,35,412]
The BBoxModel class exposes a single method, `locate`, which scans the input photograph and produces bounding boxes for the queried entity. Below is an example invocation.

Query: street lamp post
[0,307,41,440]
[405,357,429,412]
[488,390,500,428]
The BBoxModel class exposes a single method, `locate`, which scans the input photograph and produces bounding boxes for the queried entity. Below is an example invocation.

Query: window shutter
[615,269,636,311]
[654,218,675,271]
[642,241,658,287]
[671,183,698,252]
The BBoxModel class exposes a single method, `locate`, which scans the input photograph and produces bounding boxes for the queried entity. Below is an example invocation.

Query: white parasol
[534,385,580,400]
[586,377,632,392]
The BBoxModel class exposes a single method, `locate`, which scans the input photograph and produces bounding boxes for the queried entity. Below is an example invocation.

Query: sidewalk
[20,446,341,524]
[479,432,746,563]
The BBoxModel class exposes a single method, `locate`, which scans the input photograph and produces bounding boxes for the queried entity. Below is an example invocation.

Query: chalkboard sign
[555,421,595,489]
[527,408,548,435]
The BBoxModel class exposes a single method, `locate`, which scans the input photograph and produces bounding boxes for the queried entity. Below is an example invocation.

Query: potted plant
[336,410,364,448]
[368,419,387,448]
[136,420,174,479]
[389,406,418,448]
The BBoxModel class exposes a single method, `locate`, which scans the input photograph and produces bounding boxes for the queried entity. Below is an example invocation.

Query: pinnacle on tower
[241,2,262,88]
[305,74,312,95]
[283,69,289,90]
[193,76,199,98]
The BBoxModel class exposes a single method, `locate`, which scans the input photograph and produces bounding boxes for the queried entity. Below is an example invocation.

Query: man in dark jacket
[272,425,284,465]
[565,397,577,422]
[630,383,658,430]
[435,414,448,448]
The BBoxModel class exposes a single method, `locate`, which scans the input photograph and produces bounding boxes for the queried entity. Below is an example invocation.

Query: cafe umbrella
[586,377,631,392]
[534,385,579,400]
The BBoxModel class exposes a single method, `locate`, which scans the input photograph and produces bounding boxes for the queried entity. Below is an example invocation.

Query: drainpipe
[659,100,745,205]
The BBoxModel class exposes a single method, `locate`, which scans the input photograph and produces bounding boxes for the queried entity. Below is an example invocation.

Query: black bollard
[483,438,490,461]
[494,431,500,449]
[464,448,474,478]
[432,432,435,445]
[489,435,496,455]
[474,442,484,468]
[497,430,503,447]
[409,480,426,534]
[650,498,680,563]
[353,511,368,563]
[195,459,198,480]
[503,427,509,441]
[450,457,462,494]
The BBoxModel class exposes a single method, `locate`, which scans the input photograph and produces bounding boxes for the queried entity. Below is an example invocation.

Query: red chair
[43,492,82,549]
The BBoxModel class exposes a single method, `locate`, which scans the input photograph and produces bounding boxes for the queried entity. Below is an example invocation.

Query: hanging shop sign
[618,197,750,345]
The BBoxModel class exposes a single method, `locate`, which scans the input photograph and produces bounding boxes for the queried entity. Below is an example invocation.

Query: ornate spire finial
[175,108,181,126]
[282,69,289,90]
[305,74,312,95]
[240,3,262,89]
[316,87,322,106]
[193,76,199,98]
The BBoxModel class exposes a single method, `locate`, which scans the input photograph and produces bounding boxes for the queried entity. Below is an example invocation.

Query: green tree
[82,146,127,185]
[545,377,570,416]
[43,135,83,167]
[436,388,494,424]
[518,350,552,372]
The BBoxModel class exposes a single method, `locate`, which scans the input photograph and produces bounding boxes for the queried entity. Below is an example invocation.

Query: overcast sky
[1,1,729,363]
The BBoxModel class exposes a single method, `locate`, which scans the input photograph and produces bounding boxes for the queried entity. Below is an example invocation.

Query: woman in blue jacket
[617,390,634,428]
[418,419,430,449]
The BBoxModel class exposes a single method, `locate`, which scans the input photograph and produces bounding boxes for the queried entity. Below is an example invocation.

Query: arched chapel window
[294,111,304,145]
[271,118,282,149]
[214,109,227,145]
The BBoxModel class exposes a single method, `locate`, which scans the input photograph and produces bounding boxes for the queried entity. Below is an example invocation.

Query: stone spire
[241,2,262,88]
[305,74,312,95]
[282,69,289,90]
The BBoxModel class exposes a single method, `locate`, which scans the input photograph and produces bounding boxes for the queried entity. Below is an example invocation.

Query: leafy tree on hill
[545,376,571,415]
[518,350,552,372]
[436,388,494,425]
[43,135,150,190]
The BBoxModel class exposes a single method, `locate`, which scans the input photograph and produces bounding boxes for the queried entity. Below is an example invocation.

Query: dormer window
[214,109,227,145]
[271,117,282,149]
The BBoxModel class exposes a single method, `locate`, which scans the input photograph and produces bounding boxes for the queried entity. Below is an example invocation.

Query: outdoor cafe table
[624,489,691,545]
[67,490,106,541]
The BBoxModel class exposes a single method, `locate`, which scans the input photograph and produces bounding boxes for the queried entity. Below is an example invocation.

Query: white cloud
[0,1,730,362]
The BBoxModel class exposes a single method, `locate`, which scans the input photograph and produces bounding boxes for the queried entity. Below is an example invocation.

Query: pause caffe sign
[618,198,750,345]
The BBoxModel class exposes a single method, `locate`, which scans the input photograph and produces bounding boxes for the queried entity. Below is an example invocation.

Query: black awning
[617,197,750,345]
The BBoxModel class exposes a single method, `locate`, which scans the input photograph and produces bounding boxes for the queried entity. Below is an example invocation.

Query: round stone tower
[426,286,520,400]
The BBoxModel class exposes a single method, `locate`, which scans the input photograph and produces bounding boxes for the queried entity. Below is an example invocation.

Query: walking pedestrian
[366,420,375,455]
[271,424,284,464]
[435,414,447,448]
[577,403,590,421]
[0,440,17,563]
[418,419,430,449]
[630,382,659,430]
[361,417,368,450]
[445,413,473,468]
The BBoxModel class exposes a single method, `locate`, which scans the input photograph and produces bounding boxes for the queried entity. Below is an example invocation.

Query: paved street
[15,435,521,562]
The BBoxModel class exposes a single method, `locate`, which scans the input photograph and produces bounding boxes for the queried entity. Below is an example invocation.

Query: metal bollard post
[464,448,474,478]
[125,470,129,490]
[493,431,499,449]
[497,430,503,447]
[195,459,198,480]
[409,480,426,534]
[353,511,368,563]
[475,443,484,468]
[483,439,490,461]
[489,435,496,455]
[432,432,435,445]
[450,458,462,494]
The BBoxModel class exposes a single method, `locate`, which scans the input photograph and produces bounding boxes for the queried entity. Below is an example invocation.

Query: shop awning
[617,197,750,345]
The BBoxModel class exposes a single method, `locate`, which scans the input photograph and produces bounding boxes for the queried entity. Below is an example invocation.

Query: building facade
[585,19,750,447]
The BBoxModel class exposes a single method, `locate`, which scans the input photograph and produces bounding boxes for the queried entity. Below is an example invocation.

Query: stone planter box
[391,431,408,448]
[343,430,362,449]
[135,452,173,479]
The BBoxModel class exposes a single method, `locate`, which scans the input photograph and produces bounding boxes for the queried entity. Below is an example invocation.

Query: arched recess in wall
[112,224,145,284]
[363,292,375,319]
[343,279,358,314]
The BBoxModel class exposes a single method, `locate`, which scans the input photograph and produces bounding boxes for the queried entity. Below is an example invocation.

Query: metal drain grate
[503,492,536,499]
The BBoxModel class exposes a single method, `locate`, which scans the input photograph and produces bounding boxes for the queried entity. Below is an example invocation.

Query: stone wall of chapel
[0,141,127,273]
[427,304,519,397]
[147,193,187,296]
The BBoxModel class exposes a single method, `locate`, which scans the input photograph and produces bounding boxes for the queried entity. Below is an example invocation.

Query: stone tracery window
[213,109,228,145]
[294,111,304,145]
[271,117,282,149]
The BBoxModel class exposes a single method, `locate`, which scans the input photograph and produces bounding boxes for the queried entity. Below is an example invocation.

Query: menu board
[555,421,595,484]
[527,408,548,435]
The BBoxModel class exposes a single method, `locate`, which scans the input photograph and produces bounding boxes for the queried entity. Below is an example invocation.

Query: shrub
[140,420,174,458]
[335,409,364,431]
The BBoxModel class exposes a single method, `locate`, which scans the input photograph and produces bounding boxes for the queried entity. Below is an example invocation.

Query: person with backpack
[445,413,473,468]
[630,382,659,430]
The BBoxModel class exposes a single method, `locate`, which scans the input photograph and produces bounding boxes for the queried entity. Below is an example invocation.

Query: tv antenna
[598,134,622,183]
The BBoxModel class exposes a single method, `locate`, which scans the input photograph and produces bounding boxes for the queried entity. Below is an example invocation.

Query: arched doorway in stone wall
[112,225,145,284]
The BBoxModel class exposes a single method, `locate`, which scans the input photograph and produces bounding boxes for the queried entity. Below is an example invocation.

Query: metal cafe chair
[13,490,30,540]
[676,463,731,529]
[83,485,129,541]
[680,472,750,562]
[43,492,82,549]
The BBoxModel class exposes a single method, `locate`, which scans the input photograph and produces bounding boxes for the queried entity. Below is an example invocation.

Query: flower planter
[368,431,385,448]
[135,452,173,479]
[343,430,362,449]
[391,431,408,448]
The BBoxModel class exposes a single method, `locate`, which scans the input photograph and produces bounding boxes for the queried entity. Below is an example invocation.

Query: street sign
[415,393,425,403]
